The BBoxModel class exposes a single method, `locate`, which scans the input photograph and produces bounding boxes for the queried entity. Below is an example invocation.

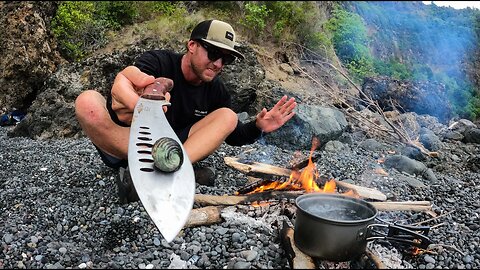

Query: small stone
[4,234,13,244]
[233,261,251,269]
[424,255,436,264]
[463,255,473,264]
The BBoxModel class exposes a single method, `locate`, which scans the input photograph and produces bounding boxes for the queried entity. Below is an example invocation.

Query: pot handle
[366,222,432,249]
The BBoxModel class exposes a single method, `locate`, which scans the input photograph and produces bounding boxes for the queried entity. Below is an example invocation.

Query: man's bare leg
[184,107,238,163]
[75,90,130,160]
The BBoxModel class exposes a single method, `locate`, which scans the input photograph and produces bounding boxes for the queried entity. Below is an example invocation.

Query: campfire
[184,138,434,269]
[242,137,357,197]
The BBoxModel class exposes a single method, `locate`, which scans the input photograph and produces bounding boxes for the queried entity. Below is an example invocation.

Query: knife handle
[142,77,174,101]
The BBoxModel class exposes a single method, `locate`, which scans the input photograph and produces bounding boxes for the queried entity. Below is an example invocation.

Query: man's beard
[191,61,215,83]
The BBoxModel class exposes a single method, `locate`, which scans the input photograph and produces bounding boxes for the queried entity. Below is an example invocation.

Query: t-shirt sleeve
[225,119,263,146]
[212,82,262,146]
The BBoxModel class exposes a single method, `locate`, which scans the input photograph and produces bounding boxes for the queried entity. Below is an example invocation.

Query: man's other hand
[255,95,297,133]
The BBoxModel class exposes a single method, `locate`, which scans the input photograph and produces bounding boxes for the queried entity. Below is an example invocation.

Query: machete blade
[128,97,195,243]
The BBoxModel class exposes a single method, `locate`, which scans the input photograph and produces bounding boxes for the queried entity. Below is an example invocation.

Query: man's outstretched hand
[255,95,297,133]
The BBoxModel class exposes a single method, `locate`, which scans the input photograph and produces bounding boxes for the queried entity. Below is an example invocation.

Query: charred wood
[288,153,322,171]
[280,220,316,269]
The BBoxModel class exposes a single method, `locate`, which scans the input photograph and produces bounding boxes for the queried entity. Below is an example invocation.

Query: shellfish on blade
[151,137,184,173]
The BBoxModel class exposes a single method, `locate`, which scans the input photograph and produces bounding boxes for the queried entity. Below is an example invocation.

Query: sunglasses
[197,41,235,65]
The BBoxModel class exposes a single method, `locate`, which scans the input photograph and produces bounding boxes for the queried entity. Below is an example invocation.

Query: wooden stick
[224,156,291,176]
[280,221,316,269]
[365,248,387,269]
[411,210,454,226]
[185,206,224,227]
[194,194,431,212]
[334,180,387,201]
[372,201,432,211]
[194,191,303,206]
[195,194,246,206]
[224,157,387,201]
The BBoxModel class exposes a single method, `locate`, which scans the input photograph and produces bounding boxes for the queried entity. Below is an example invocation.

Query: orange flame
[251,201,271,207]
[247,137,354,196]
[410,247,429,256]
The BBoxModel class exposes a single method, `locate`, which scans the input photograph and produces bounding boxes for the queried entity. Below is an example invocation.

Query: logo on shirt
[194,109,208,117]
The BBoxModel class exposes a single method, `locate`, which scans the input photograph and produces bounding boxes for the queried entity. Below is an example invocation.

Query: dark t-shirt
[133,49,261,146]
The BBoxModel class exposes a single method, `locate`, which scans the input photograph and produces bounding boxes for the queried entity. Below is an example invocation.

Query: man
[75,19,297,203]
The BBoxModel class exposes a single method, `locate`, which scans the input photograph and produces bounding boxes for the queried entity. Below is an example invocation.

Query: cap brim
[201,39,245,59]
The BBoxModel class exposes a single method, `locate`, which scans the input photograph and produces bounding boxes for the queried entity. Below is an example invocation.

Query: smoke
[349,1,478,117]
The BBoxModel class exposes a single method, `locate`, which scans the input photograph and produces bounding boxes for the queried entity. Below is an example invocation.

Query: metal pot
[294,193,431,262]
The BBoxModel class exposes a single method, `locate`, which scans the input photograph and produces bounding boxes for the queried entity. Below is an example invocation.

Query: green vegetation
[323,6,375,81]
[51,1,187,61]
[219,1,326,48]
[240,3,270,35]
[51,1,101,61]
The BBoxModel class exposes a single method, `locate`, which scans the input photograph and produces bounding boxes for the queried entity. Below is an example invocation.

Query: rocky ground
[1,117,479,269]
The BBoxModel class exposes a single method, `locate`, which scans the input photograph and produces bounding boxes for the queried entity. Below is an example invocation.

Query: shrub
[51,1,106,61]
[240,3,270,36]
[323,6,375,82]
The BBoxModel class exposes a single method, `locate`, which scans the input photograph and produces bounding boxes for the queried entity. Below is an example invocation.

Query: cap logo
[225,31,234,42]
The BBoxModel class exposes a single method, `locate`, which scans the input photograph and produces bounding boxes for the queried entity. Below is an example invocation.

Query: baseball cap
[190,19,245,60]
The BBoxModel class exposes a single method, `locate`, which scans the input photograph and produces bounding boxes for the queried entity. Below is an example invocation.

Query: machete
[127,78,195,243]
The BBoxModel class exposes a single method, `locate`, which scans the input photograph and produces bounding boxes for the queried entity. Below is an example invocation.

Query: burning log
[194,194,431,212]
[280,220,316,269]
[224,156,293,177]
[224,156,387,201]
[185,206,224,227]
[288,153,322,171]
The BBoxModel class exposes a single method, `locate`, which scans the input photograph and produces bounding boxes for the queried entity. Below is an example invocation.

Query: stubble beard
[191,61,216,83]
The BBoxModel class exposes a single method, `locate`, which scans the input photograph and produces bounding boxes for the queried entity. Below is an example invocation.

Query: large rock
[7,42,146,139]
[383,155,437,182]
[361,76,452,123]
[0,1,63,114]
[463,127,480,144]
[263,104,348,151]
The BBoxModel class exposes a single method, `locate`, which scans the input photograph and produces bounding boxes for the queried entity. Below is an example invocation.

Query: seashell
[151,137,184,173]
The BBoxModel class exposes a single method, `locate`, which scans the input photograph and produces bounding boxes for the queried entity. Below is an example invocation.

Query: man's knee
[75,90,105,125]
[217,108,238,132]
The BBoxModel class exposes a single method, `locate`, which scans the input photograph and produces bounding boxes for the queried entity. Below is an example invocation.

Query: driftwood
[185,206,224,227]
[194,194,432,212]
[280,220,316,269]
[194,191,302,206]
[224,156,387,201]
